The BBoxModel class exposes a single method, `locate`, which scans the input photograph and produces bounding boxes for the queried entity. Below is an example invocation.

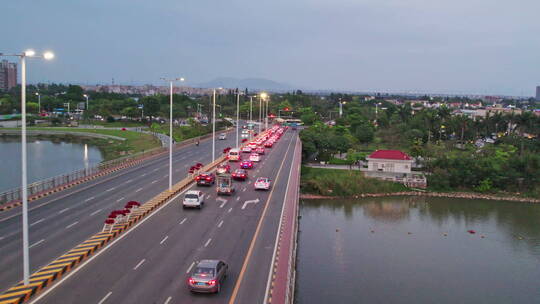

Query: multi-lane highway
[28,128,299,304]
[0,131,239,292]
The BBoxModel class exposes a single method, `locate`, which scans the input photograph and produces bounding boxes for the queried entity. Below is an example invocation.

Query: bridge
[0,127,301,304]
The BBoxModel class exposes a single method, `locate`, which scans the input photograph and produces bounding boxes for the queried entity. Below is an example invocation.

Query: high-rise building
[536,86,540,101]
[0,60,18,91]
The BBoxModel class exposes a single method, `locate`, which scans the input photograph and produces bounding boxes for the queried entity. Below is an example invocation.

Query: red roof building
[368,150,412,161]
[366,150,413,174]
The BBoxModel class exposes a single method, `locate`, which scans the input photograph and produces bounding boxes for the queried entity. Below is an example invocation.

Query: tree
[354,123,374,144]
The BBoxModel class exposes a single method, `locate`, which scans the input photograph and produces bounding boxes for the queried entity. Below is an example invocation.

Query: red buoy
[467,230,476,234]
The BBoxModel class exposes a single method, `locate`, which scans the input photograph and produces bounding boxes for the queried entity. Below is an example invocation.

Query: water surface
[0,137,103,192]
[296,197,540,304]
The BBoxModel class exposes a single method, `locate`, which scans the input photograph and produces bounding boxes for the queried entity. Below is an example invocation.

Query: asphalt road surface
[29,129,299,304]
[0,131,239,292]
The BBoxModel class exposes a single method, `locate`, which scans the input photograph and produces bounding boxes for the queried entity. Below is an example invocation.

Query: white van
[228,148,241,161]
[241,129,250,138]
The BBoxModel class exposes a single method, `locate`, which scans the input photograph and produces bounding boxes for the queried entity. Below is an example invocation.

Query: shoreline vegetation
[300,166,540,203]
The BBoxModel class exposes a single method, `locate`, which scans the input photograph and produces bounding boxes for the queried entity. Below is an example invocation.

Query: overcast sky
[4,0,540,95]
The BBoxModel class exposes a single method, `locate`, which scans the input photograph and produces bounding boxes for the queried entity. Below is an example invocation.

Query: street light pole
[0,50,54,286]
[83,94,89,112]
[212,89,216,162]
[249,96,253,122]
[161,77,185,191]
[236,91,240,149]
[35,92,41,113]
[258,96,262,134]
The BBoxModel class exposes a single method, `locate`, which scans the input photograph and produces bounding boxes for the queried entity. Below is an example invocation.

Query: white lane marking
[30,218,45,226]
[65,221,79,229]
[228,207,233,213]
[204,238,212,247]
[206,194,211,200]
[218,220,224,228]
[133,259,146,270]
[241,198,260,210]
[163,175,168,178]
[219,201,227,208]
[125,179,133,184]
[164,297,172,304]
[116,197,125,202]
[186,262,195,274]
[160,236,169,245]
[153,168,159,172]
[0,236,4,241]
[29,239,45,248]
[84,196,95,202]
[151,180,158,184]
[90,208,103,216]
[97,291,112,304]
[106,187,116,192]
[179,218,187,225]
[58,208,69,214]
[236,197,240,201]
[141,173,147,177]
[242,188,246,192]
[27,178,196,304]
[135,188,143,192]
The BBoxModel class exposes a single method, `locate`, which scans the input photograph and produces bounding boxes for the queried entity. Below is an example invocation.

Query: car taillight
[189,278,196,284]
[196,177,200,180]
[241,174,246,177]
[207,280,216,286]
[206,177,212,181]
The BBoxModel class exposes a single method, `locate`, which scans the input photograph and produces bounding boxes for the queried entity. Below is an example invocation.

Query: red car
[255,147,265,155]
[216,163,231,175]
[240,160,254,169]
[195,172,215,186]
[264,141,273,148]
[232,169,248,181]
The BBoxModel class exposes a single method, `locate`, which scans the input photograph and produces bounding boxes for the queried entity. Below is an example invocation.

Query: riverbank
[1,128,161,161]
[300,166,540,203]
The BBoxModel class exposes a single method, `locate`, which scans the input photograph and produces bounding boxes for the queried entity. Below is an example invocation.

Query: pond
[0,136,103,192]
[296,197,540,304]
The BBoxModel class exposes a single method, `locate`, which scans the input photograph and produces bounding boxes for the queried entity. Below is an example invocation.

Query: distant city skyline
[3,0,540,96]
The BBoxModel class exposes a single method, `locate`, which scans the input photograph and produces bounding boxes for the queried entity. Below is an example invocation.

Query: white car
[183,190,204,209]
[218,133,227,140]
[241,146,252,153]
[254,177,271,190]
[249,153,261,162]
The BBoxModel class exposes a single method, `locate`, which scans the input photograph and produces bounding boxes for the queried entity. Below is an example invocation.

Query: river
[0,137,103,192]
[296,197,540,304]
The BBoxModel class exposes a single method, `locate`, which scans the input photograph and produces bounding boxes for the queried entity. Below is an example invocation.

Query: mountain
[195,77,295,91]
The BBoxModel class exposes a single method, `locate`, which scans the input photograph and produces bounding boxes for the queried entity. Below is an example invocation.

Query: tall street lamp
[212,88,222,162]
[260,92,268,131]
[338,99,346,118]
[83,94,89,112]
[236,90,240,149]
[258,94,262,134]
[0,49,54,285]
[161,77,185,191]
[35,92,41,113]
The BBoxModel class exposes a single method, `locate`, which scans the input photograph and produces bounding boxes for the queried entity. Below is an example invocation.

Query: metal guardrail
[0,128,231,206]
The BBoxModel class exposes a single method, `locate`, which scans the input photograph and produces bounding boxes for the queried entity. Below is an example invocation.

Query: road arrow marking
[217,197,228,208]
[242,198,260,210]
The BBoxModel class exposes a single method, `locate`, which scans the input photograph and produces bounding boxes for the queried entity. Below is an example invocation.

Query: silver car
[187,260,228,293]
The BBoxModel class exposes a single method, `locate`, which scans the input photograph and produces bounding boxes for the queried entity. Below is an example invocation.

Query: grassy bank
[22,127,161,161]
[301,166,408,196]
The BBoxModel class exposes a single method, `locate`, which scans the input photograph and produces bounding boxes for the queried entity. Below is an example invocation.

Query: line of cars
[183,125,287,294]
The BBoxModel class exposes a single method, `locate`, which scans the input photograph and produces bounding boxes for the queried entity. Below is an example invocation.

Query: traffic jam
[184,125,288,293]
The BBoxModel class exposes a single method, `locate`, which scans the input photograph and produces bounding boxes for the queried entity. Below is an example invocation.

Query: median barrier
[0,129,267,304]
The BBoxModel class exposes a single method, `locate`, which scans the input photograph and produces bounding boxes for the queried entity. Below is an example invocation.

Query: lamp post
[83,94,89,112]
[260,92,268,131]
[258,95,262,134]
[236,90,240,149]
[35,92,41,114]
[212,89,219,162]
[160,77,185,191]
[0,49,54,286]
[338,99,346,118]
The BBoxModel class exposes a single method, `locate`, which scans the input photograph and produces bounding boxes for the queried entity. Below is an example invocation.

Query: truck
[216,174,235,196]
